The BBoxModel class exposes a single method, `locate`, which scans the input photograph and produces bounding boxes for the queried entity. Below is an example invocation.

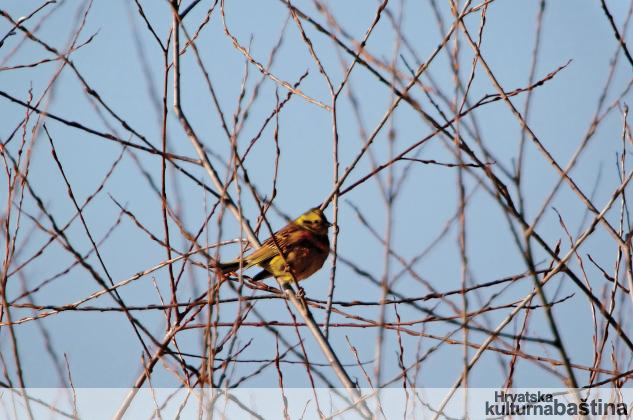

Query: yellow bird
[218,208,331,283]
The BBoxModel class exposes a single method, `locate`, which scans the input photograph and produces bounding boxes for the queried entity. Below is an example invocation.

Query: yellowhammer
[218,208,331,283]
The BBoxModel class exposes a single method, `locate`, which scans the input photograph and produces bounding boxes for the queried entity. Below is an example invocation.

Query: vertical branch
[621,106,633,307]
[0,147,34,419]
[373,0,400,386]
[449,0,471,408]
[160,32,178,325]
[515,0,546,213]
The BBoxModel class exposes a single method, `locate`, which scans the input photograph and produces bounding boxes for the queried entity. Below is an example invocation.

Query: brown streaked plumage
[218,208,331,283]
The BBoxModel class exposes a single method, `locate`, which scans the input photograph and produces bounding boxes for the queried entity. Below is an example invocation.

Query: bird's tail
[216,260,240,274]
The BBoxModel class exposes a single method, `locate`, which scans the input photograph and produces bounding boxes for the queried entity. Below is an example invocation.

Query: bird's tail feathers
[217,260,240,274]
[217,259,258,274]
[252,269,272,281]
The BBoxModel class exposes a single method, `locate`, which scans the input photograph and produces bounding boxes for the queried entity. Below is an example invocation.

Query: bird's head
[294,208,331,234]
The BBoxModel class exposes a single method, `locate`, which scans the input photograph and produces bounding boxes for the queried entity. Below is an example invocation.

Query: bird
[217,208,331,284]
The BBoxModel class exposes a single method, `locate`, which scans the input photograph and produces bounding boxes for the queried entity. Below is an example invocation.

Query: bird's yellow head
[294,208,331,235]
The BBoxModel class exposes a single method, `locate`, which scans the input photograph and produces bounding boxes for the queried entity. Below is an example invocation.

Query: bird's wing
[242,224,302,268]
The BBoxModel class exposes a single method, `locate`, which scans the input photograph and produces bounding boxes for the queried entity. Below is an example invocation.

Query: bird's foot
[295,284,306,299]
